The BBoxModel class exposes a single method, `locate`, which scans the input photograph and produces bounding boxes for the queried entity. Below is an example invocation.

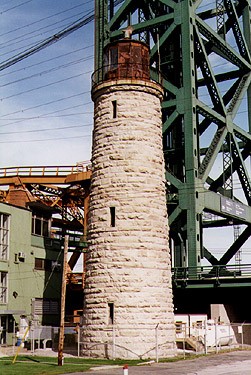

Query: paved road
[63,350,251,375]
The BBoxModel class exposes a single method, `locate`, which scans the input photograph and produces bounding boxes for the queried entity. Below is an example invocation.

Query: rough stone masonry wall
[83,80,176,359]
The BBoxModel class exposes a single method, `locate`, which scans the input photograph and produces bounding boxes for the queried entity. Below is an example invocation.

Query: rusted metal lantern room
[103,39,150,81]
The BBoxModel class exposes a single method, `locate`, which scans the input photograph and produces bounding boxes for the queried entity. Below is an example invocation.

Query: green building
[0,201,62,346]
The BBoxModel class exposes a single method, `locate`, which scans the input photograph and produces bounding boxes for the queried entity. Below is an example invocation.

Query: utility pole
[58,234,69,366]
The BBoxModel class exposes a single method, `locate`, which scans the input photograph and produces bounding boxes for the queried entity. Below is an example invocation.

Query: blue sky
[0,0,94,167]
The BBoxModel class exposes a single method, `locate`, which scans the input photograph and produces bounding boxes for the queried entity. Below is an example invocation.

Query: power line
[1,70,93,101]
[0,1,90,38]
[0,92,91,118]
[0,11,94,72]
[0,56,93,89]
[0,134,91,144]
[0,123,93,135]
[0,0,124,71]
[0,11,90,53]
[0,105,93,128]
[0,45,94,78]
[0,0,35,14]
[0,109,93,122]
[0,6,95,59]
[0,15,93,62]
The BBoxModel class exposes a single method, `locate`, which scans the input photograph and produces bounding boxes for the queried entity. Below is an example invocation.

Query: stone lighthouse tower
[83,37,176,359]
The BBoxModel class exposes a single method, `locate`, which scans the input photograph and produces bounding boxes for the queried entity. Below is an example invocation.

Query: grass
[0,355,144,375]
[1,348,248,374]
[0,352,220,375]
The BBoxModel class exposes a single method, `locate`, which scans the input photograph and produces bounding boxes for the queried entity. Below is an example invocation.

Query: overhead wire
[0,11,91,53]
[0,0,124,72]
[1,69,93,101]
[0,134,91,144]
[0,93,92,118]
[0,4,95,146]
[0,0,35,14]
[0,45,94,78]
[0,123,93,135]
[0,6,95,59]
[0,10,95,71]
[0,55,93,89]
[0,106,93,126]
[0,1,91,37]
[0,18,93,63]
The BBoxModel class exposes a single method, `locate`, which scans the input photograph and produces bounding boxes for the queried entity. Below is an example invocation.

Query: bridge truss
[0,164,91,286]
[95,0,251,272]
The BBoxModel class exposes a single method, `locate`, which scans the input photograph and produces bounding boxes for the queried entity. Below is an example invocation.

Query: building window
[32,214,50,237]
[108,303,114,325]
[109,47,118,70]
[110,207,116,227]
[32,298,59,315]
[0,272,7,304]
[34,258,52,271]
[0,213,9,261]
[112,100,117,118]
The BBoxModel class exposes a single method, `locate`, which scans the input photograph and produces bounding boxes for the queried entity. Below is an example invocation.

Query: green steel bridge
[95,0,251,270]
[95,0,251,318]
[172,263,251,288]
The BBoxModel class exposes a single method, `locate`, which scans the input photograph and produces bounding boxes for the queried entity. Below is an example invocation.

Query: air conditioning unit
[18,252,25,259]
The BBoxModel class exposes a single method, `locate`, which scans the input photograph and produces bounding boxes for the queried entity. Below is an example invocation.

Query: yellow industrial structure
[0,164,91,296]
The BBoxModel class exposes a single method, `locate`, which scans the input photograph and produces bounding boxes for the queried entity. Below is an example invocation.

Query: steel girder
[95,0,251,269]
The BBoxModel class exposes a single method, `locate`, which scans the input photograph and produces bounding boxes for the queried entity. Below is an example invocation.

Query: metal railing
[6,322,251,358]
[175,320,239,356]
[172,264,251,282]
[0,162,91,179]
[92,63,162,87]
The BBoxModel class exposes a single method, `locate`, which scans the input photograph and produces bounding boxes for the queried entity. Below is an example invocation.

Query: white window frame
[31,214,51,237]
[0,272,8,304]
[0,213,9,261]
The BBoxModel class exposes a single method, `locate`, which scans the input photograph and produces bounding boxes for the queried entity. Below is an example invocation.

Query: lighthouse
[83,37,176,359]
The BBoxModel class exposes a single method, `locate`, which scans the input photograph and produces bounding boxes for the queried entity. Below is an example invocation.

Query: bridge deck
[0,163,92,185]
[172,264,251,288]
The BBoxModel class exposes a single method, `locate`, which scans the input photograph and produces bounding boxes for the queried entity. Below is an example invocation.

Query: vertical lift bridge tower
[92,1,251,313]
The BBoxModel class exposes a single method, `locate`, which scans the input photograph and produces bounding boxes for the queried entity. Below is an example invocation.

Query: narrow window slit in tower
[110,207,116,227]
[108,303,114,325]
[112,100,117,118]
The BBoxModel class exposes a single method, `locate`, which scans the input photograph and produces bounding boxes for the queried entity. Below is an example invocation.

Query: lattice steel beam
[95,0,251,270]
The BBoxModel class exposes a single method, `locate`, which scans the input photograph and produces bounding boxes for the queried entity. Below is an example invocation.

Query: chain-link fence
[5,321,251,359]
[76,325,175,361]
